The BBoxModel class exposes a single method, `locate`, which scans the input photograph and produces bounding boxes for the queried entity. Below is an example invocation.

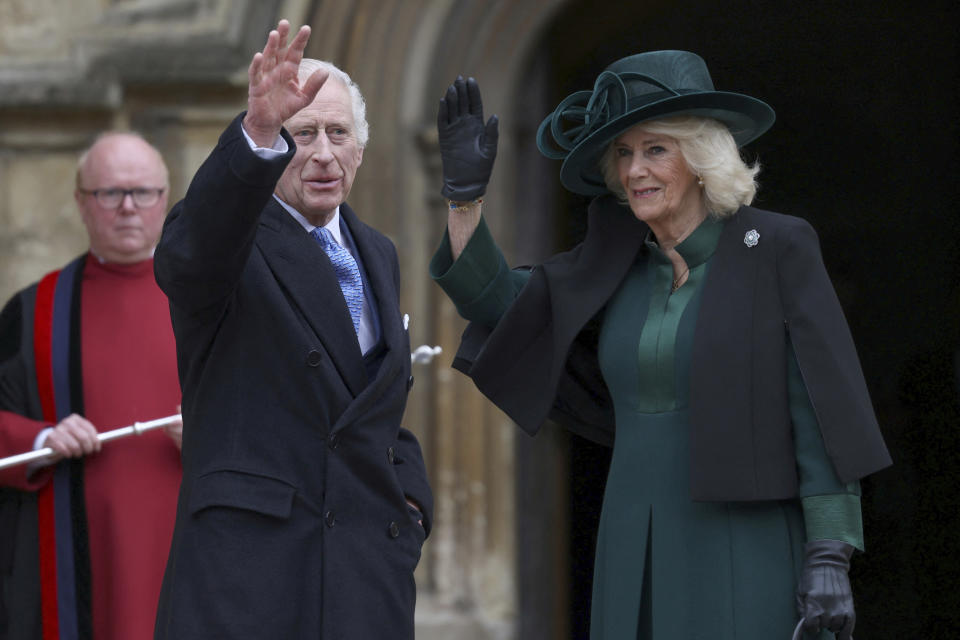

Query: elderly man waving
[153,20,432,640]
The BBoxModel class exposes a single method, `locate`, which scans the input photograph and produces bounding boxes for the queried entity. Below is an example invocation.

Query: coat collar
[642,215,723,272]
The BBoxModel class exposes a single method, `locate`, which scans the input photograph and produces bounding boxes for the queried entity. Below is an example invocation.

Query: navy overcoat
[154,115,432,639]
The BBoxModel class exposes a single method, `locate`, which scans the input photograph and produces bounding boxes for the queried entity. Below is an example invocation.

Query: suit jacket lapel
[256,200,368,396]
[330,205,407,432]
[340,204,400,348]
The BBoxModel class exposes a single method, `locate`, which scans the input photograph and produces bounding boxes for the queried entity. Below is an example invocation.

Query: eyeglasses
[79,187,166,209]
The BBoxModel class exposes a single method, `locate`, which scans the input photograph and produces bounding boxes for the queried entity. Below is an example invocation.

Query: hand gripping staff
[0,338,446,471]
[0,413,182,471]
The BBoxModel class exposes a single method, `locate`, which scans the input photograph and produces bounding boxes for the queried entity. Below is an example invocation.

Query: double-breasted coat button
[387,446,396,464]
[407,375,415,391]
[388,521,400,538]
[328,432,340,449]
[325,510,336,527]
[306,350,323,367]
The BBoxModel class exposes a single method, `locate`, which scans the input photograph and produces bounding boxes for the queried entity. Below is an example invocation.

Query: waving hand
[243,20,329,147]
[437,76,499,202]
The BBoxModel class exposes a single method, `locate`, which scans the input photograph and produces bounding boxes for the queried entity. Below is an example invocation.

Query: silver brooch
[744,229,760,247]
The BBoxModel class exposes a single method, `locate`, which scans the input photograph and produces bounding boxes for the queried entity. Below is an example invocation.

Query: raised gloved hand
[796,539,856,640]
[437,76,499,202]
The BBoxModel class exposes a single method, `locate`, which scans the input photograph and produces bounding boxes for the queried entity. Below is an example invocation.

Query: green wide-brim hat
[536,50,776,196]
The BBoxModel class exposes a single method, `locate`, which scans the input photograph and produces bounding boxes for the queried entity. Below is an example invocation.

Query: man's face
[75,135,169,264]
[275,79,364,226]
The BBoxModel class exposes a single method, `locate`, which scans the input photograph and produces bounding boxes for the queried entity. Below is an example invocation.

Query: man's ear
[74,190,92,229]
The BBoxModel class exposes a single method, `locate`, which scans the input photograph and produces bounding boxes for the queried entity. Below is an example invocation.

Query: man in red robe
[0,132,182,640]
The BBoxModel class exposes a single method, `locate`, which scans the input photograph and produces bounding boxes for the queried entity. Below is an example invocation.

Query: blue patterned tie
[312,226,364,335]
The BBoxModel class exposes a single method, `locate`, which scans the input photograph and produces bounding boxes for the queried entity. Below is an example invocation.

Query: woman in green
[430,51,891,639]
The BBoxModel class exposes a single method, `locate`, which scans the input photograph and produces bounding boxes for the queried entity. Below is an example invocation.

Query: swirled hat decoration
[536,50,775,196]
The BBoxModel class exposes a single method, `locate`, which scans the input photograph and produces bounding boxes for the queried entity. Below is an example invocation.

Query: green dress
[594,217,843,639]
[431,215,862,640]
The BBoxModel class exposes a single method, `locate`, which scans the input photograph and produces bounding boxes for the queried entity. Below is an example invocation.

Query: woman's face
[612,124,702,227]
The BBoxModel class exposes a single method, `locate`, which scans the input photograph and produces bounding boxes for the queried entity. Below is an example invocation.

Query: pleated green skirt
[591,406,813,639]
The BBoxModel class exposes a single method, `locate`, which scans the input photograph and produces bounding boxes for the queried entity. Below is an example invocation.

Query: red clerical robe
[79,256,182,640]
[0,254,181,639]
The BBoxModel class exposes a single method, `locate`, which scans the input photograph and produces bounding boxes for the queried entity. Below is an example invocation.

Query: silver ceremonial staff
[0,346,443,472]
[0,413,181,471]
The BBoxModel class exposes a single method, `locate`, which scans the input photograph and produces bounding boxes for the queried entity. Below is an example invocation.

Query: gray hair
[601,116,760,218]
[298,59,369,148]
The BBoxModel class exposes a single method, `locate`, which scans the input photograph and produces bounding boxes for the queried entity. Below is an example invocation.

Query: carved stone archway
[300,2,573,637]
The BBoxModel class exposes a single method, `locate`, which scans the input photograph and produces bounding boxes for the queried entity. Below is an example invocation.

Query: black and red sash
[32,257,91,640]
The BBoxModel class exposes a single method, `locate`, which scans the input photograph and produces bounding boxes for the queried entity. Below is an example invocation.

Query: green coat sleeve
[429,216,531,328]
[788,343,865,550]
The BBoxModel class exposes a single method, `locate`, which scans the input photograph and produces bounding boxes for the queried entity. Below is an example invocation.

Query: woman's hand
[796,539,856,640]
[243,19,328,147]
[437,76,499,201]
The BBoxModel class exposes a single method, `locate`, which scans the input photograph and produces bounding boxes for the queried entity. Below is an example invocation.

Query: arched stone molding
[302,2,572,637]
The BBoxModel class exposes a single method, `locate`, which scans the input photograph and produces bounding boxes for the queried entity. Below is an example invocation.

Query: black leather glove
[437,76,499,202]
[796,539,856,640]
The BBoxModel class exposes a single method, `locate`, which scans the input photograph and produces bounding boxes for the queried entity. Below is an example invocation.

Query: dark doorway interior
[520,1,959,637]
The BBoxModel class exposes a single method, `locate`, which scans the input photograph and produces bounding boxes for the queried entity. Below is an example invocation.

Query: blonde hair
[601,116,760,217]
[298,59,369,148]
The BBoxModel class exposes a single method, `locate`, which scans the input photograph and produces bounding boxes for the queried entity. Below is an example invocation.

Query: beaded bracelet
[447,198,482,213]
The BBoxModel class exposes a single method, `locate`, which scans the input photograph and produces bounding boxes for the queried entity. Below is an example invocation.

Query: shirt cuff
[26,426,56,475]
[34,427,53,450]
[240,123,289,158]
[801,493,865,551]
